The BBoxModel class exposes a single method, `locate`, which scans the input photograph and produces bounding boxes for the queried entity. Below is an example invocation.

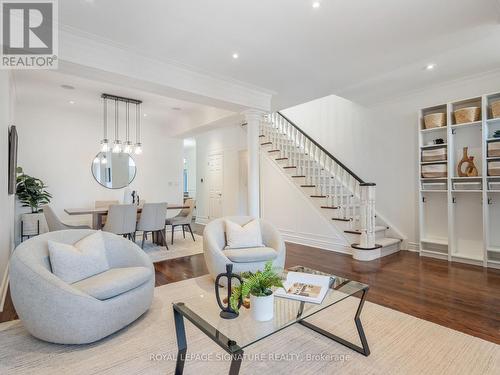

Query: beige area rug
[0,276,498,375]
[139,234,203,263]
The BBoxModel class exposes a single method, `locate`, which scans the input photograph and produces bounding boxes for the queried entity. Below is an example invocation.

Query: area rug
[139,234,203,263]
[0,276,498,375]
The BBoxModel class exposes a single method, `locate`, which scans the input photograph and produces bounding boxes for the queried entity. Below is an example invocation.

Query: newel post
[359,183,377,249]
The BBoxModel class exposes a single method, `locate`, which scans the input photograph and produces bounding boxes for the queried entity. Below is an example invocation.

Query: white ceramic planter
[250,293,274,321]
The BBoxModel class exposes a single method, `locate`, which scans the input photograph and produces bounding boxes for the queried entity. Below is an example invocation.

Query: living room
[0,1,499,374]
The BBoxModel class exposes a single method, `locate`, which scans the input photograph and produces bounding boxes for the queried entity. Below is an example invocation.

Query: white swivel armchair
[203,216,286,280]
[9,229,154,344]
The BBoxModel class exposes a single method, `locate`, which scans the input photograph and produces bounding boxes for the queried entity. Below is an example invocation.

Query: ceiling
[59,0,500,108]
[13,70,234,135]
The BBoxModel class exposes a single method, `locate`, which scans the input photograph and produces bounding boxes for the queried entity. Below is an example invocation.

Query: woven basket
[491,100,500,119]
[454,107,480,124]
[423,113,446,129]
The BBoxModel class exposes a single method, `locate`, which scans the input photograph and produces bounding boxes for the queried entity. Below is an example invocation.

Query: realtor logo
[1,0,58,69]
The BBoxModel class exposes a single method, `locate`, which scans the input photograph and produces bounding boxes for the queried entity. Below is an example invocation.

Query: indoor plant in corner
[230,261,283,322]
[16,167,52,237]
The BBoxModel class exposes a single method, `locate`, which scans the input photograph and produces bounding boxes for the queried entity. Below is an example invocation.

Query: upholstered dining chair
[136,202,168,249]
[94,200,119,228]
[165,198,195,245]
[102,204,137,240]
[42,205,91,232]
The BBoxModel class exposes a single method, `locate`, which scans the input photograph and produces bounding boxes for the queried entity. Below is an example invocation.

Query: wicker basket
[454,107,480,124]
[422,164,447,178]
[423,113,446,129]
[491,100,500,119]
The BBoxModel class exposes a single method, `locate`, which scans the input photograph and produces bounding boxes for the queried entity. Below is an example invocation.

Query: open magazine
[274,272,333,304]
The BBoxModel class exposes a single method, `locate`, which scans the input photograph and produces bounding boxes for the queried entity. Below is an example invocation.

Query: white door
[208,153,223,220]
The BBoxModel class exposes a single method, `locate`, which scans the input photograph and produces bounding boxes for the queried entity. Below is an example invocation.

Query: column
[244,110,265,218]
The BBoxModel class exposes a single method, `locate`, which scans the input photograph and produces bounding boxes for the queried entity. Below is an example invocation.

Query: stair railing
[261,112,377,249]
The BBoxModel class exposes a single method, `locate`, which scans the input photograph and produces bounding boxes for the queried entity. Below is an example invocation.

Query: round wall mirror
[91,152,137,189]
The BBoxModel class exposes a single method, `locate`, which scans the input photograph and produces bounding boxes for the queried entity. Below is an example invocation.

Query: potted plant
[230,261,283,322]
[16,167,52,237]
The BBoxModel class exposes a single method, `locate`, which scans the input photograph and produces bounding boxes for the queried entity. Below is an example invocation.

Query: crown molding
[57,28,273,112]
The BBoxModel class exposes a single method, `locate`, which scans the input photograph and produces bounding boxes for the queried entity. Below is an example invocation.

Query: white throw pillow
[225,219,264,249]
[48,231,110,284]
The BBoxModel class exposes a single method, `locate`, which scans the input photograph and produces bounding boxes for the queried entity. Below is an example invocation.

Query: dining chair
[165,198,195,245]
[94,200,119,228]
[102,204,137,240]
[136,202,168,249]
[42,205,91,232]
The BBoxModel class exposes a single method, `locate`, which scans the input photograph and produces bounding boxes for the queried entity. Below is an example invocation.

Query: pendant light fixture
[100,93,143,154]
[134,102,142,155]
[112,99,122,153]
[100,97,109,152]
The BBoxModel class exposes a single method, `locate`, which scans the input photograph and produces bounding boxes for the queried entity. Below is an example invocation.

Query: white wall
[183,142,196,199]
[0,71,16,309]
[281,70,500,248]
[195,125,247,223]
[15,97,184,230]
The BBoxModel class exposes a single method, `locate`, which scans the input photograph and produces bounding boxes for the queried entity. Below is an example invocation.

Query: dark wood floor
[2,226,499,345]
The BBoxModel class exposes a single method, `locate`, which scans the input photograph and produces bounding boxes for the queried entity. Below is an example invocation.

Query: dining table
[64,204,189,247]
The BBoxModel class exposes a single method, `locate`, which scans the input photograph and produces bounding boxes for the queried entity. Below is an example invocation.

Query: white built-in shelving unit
[418,92,500,269]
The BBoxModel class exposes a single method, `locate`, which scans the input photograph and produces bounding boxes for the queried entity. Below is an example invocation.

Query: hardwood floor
[2,229,499,345]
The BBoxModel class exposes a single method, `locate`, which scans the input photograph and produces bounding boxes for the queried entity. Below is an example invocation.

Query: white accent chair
[102,204,137,240]
[9,229,154,344]
[203,216,286,280]
[42,205,90,232]
[166,198,195,244]
[136,202,168,249]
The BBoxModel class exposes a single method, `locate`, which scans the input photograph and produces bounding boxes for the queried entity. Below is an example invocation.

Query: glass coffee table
[172,266,370,374]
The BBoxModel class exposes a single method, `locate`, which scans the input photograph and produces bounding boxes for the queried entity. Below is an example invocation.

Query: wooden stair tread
[268,150,280,153]
[261,142,272,145]
[310,195,327,198]
[332,218,351,222]
[345,226,388,235]
[291,175,306,178]
[301,185,315,187]
[321,206,339,209]
[275,157,288,161]
[283,166,297,169]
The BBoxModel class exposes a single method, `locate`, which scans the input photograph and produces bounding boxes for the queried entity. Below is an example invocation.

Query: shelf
[420,143,447,149]
[451,190,482,193]
[420,249,448,256]
[421,177,447,181]
[486,118,500,125]
[421,238,448,246]
[420,126,447,134]
[451,176,482,180]
[487,190,500,193]
[486,156,500,161]
[450,121,482,129]
[486,137,500,142]
[487,246,500,253]
[420,161,447,165]
[420,190,447,193]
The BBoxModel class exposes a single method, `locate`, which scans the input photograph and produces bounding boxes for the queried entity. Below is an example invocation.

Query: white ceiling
[13,70,235,135]
[59,0,500,108]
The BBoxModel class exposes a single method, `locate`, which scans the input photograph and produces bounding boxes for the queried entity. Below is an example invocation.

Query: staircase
[258,112,402,261]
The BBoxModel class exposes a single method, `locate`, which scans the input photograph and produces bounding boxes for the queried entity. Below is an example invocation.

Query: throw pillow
[225,219,264,249]
[48,231,110,284]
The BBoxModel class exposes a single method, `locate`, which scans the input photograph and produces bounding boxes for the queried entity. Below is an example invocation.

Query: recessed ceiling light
[69,100,75,104]
[172,107,182,111]
[61,84,75,90]
[425,63,436,71]
[232,53,239,59]
[143,113,148,117]
[312,1,321,8]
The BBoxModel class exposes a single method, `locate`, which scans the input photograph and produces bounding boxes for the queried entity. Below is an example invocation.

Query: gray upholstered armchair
[203,216,286,280]
[9,230,154,344]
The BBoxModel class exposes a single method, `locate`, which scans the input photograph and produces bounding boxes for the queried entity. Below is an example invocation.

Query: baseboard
[406,242,420,252]
[0,264,9,313]
[195,216,209,225]
[280,229,352,255]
